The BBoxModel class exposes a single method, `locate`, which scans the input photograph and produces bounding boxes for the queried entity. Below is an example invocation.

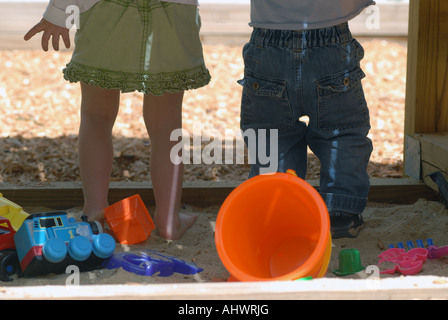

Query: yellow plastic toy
[0,193,29,231]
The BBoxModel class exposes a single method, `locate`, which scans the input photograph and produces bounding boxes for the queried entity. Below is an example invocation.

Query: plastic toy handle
[428,245,448,259]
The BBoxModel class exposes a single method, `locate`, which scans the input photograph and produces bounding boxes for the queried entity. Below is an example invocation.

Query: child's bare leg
[78,83,120,221]
[143,91,197,240]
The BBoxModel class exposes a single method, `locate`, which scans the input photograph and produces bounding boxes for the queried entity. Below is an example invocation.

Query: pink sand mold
[377,248,428,275]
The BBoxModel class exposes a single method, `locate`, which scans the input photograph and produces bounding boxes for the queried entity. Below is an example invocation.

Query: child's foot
[330,212,364,239]
[155,212,198,241]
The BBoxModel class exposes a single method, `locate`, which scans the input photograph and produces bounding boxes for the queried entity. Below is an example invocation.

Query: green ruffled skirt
[63,0,211,95]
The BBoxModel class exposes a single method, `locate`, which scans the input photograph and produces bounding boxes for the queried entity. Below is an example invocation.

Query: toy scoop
[377,248,428,275]
[103,250,203,277]
[427,245,448,259]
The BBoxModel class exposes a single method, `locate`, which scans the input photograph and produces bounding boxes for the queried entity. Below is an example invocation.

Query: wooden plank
[0,181,235,209]
[404,0,419,137]
[404,1,448,192]
[437,5,448,132]
[416,132,448,191]
[1,276,448,300]
[0,178,437,210]
[419,133,448,172]
[368,178,437,204]
[405,0,448,135]
[404,135,421,181]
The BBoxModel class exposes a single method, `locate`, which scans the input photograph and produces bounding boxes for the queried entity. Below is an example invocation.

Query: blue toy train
[13,211,115,278]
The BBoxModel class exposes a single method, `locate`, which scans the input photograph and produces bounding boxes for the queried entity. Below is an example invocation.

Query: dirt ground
[2,37,448,287]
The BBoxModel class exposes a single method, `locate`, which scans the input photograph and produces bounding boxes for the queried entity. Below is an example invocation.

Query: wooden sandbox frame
[1,0,448,300]
[404,0,448,191]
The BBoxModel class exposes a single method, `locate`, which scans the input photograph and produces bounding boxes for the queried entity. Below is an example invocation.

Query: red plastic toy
[0,217,19,281]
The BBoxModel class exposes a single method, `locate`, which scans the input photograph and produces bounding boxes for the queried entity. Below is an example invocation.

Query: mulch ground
[0,37,407,184]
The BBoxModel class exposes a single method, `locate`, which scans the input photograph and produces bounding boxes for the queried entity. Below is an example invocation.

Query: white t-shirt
[250,0,376,30]
[44,0,199,28]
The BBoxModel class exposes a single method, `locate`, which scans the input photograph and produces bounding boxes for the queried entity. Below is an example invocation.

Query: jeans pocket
[316,66,369,131]
[238,73,292,130]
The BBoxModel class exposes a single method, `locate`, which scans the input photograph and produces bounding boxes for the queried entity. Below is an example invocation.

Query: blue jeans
[239,23,373,215]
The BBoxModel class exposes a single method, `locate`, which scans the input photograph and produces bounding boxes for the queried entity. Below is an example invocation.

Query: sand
[1,198,447,288]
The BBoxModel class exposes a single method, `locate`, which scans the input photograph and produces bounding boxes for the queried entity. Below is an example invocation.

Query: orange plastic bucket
[104,194,155,245]
[215,170,331,281]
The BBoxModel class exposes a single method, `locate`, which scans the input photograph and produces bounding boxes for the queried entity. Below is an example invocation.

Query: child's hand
[24,18,71,52]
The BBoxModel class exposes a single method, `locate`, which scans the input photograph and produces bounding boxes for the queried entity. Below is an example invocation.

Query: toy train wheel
[69,236,93,261]
[43,238,67,263]
[0,250,19,282]
[93,233,116,259]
